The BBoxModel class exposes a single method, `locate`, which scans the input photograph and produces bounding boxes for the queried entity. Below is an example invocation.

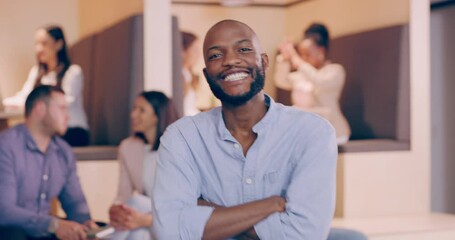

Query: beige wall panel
[0,0,79,99]
[286,0,409,40]
[78,0,143,39]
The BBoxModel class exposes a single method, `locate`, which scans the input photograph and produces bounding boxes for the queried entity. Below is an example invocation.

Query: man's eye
[239,48,253,53]
[208,53,222,60]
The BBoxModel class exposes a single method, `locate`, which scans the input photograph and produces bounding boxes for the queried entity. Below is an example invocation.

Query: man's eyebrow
[206,45,220,52]
[236,39,252,45]
[205,39,254,55]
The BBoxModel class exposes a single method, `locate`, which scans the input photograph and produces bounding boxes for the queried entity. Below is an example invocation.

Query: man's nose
[222,50,241,66]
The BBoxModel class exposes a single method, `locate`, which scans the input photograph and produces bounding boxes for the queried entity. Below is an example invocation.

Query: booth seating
[69,15,144,146]
[275,24,410,153]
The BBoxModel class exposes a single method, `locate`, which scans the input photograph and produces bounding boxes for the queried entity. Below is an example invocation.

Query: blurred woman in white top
[3,25,89,146]
[275,23,350,144]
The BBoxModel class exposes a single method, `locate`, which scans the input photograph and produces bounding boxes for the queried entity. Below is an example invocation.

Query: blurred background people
[2,25,89,146]
[181,31,202,116]
[0,85,96,240]
[274,23,351,144]
[109,91,179,240]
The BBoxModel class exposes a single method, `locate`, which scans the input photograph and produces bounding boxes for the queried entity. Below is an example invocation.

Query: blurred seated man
[0,85,97,240]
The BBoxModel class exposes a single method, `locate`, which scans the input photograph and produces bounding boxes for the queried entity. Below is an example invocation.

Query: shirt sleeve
[255,121,338,240]
[0,143,52,236]
[2,66,38,107]
[61,65,83,105]
[152,125,214,240]
[57,147,91,224]
[115,142,135,203]
[296,62,346,90]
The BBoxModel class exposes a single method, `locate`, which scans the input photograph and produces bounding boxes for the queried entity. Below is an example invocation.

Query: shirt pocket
[263,163,293,197]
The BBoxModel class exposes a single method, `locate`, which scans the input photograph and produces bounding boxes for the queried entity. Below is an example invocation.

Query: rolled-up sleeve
[152,125,214,240]
[255,123,338,240]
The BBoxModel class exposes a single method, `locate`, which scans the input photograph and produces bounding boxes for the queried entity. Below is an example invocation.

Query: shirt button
[234,143,240,149]
[40,193,46,200]
[245,178,254,185]
[43,174,49,181]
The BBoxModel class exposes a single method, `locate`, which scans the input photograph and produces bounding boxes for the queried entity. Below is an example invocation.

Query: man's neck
[222,93,268,156]
[25,121,52,153]
[222,93,267,131]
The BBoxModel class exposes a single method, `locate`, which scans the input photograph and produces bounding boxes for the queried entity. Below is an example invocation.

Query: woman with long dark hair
[109,91,179,240]
[3,25,89,146]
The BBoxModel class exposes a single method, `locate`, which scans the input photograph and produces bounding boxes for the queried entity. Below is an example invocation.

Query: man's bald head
[201,19,269,107]
[203,19,264,61]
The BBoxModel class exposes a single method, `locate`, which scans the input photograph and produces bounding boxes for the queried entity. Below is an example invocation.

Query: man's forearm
[201,196,285,240]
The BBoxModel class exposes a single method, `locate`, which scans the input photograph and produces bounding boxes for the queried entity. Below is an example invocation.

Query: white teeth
[224,72,248,82]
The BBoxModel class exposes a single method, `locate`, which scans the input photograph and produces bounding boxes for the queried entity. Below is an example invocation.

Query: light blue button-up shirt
[152,95,337,240]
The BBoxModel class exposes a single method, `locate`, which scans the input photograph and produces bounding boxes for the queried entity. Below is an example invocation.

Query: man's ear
[261,53,269,71]
[33,101,47,119]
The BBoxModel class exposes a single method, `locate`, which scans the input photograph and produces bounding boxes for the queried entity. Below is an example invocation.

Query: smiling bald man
[152,20,337,240]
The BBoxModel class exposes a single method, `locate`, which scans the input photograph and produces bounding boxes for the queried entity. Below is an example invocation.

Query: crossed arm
[198,196,286,240]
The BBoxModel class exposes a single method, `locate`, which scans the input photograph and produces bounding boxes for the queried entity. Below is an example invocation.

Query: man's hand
[109,204,152,230]
[54,219,88,240]
[83,220,98,230]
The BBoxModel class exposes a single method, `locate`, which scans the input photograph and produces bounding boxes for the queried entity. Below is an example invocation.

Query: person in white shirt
[275,23,351,144]
[3,25,89,146]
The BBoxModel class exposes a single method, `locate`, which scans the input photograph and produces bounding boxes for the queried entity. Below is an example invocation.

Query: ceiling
[172,0,308,7]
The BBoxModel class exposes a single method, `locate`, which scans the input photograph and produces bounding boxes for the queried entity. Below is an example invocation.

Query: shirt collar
[21,124,60,154]
[216,94,277,141]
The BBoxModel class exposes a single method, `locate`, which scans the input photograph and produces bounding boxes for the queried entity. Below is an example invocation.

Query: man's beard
[205,67,265,107]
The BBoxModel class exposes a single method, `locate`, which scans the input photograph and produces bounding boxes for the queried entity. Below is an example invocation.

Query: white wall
[430,4,455,213]
[0,0,79,99]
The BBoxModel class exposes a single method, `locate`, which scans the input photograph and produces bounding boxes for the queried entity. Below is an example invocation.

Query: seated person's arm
[57,148,92,225]
[60,65,83,105]
[109,203,152,230]
[3,66,37,108]
[0,146,51,236]
[109,144,152,230]
[288,50,346,90]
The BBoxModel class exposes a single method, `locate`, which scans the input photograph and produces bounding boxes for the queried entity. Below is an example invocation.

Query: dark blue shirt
[0,124,91,236]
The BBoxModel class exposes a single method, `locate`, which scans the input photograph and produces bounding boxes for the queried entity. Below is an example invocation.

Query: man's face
[42,92,69,136]
[202,21,269,106]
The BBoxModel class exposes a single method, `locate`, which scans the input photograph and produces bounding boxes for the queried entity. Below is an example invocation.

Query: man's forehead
[203,21,260,50]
